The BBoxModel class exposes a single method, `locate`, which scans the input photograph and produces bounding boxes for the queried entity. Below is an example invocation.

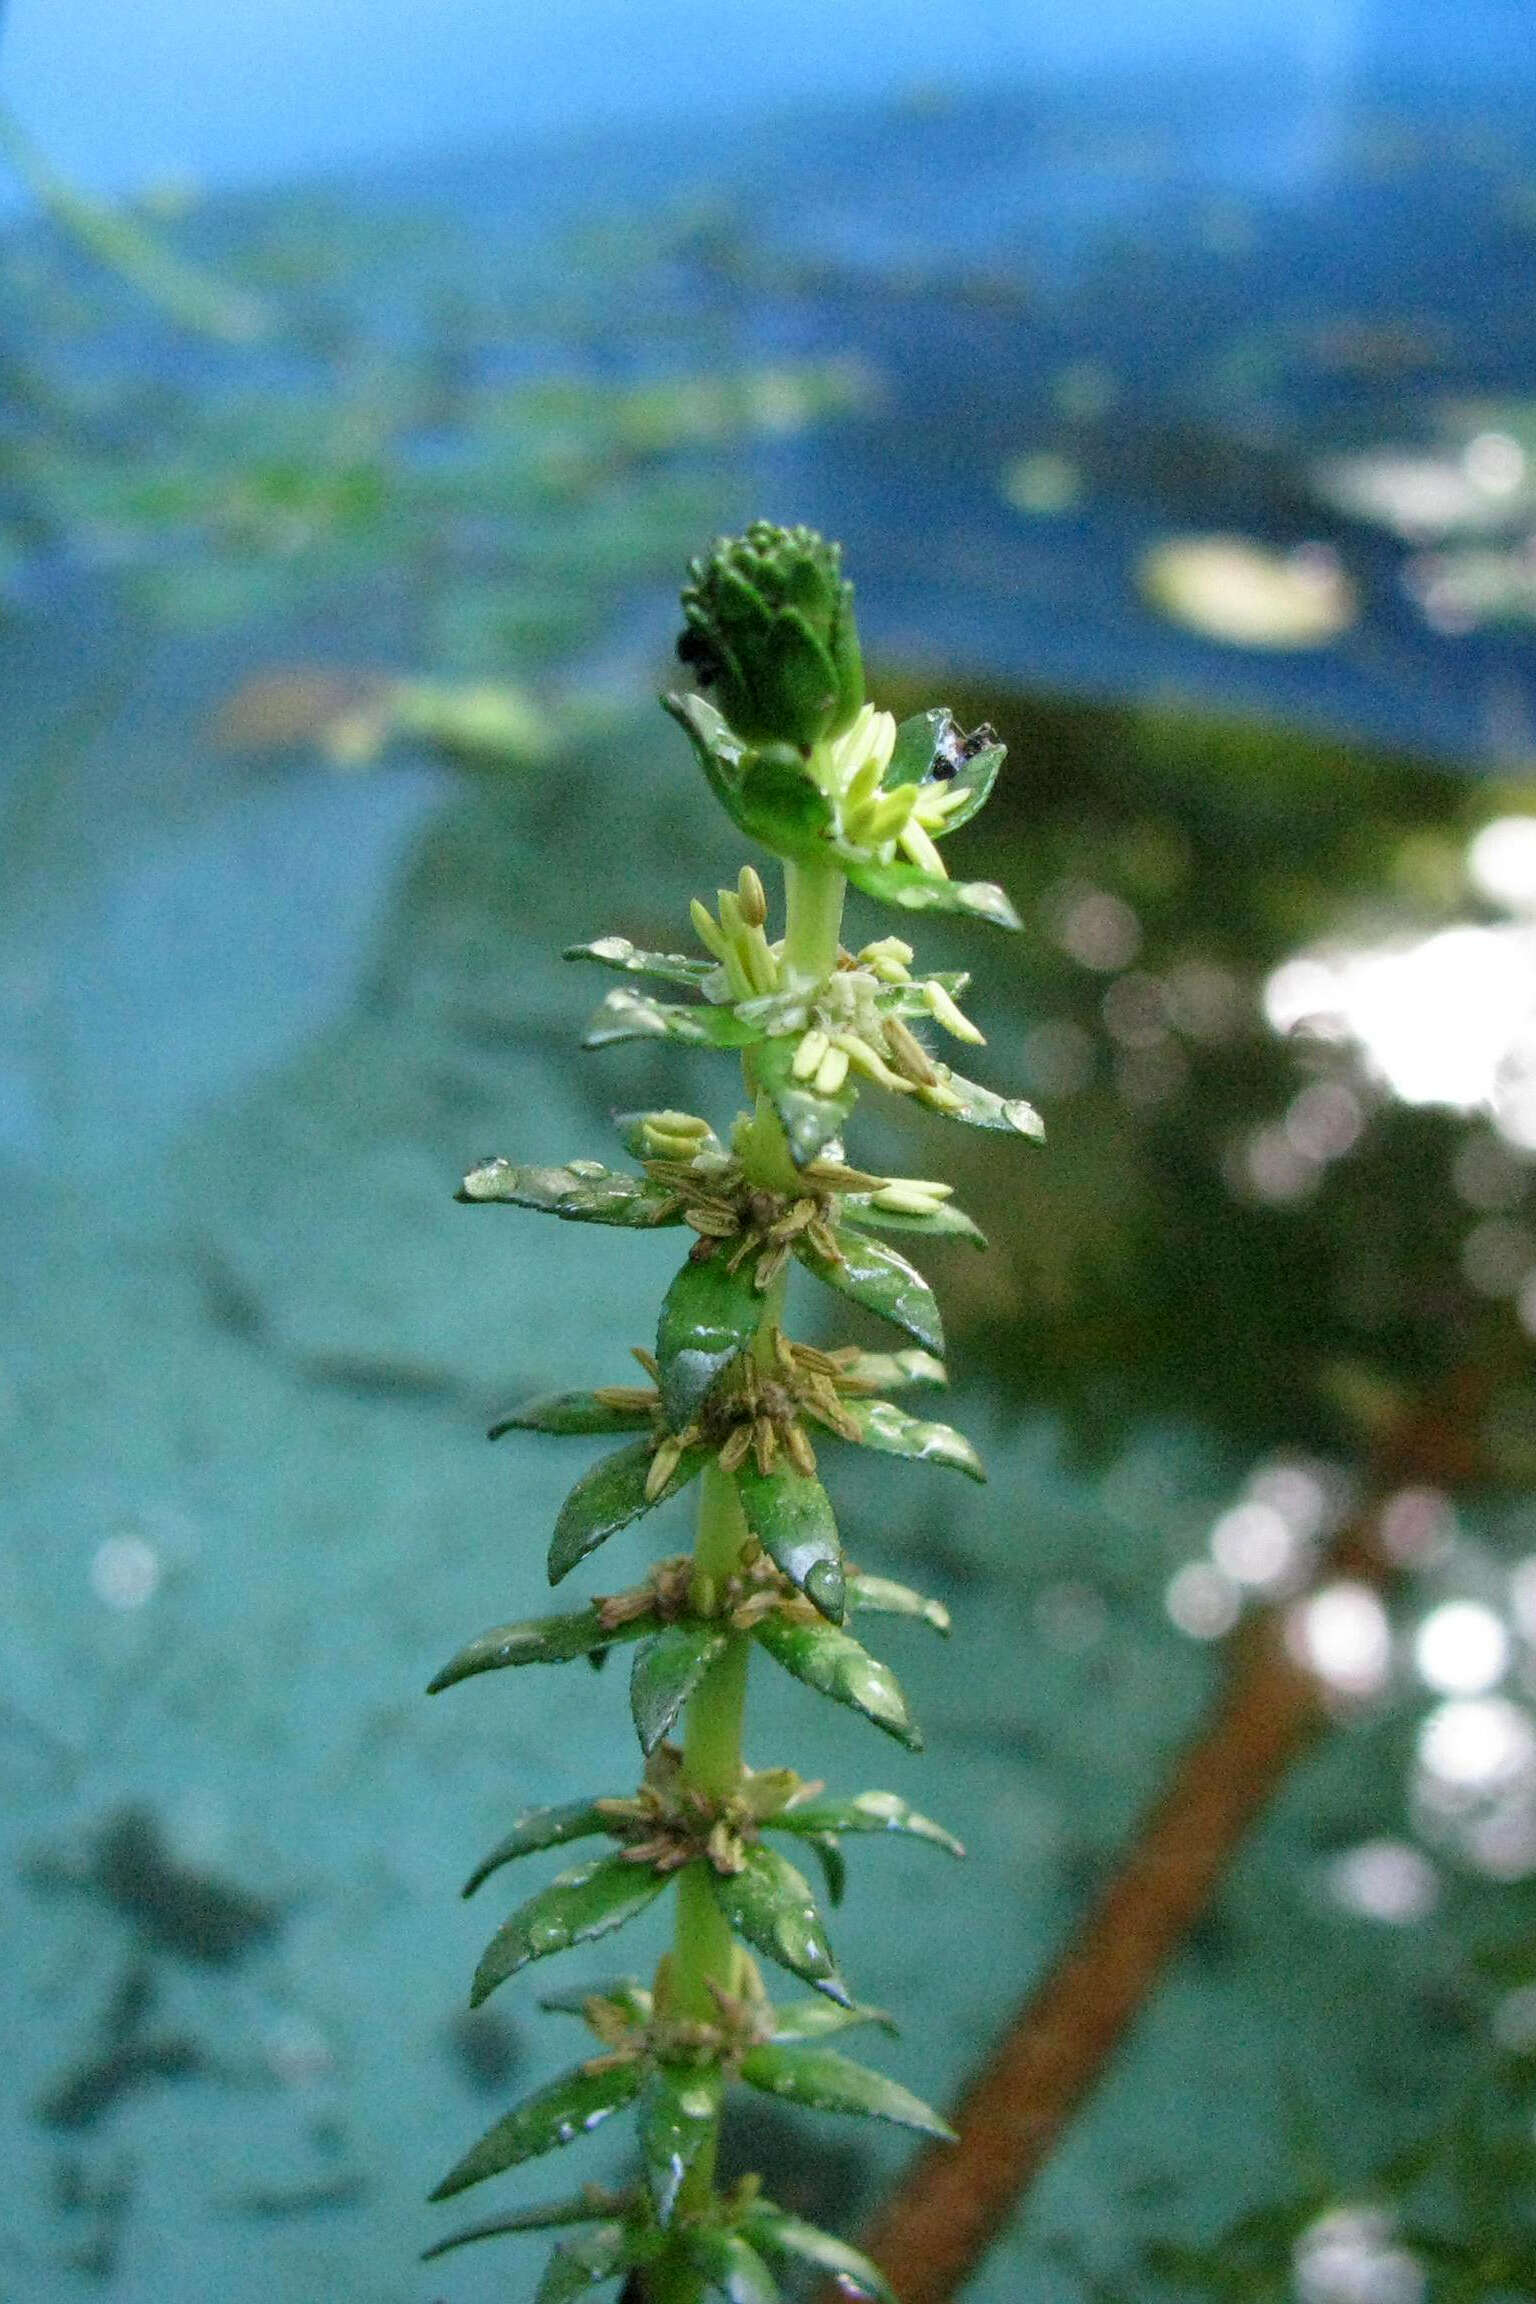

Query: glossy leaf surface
[685,2225,783,2304]
[430,2060,645,2198]
[490,1390,655,1439]
[845,1572,952,1635]
[640,2061,724,2222]
[839,1398,984,1481]
[734,1464,845,1622]
[583,987,762,1051]
[738,2043,955,2140]
[773,1789,964,1858]
[770,1998,896,2043]
[655,1252,762,1428]
[538,1977,652,2025]
[926,1068,1045,1138]
[885,707,1005,835]
[564,935,715,991]
[752,1613,922,1749]
[630,1621,729,1754]
[743,2208,899,2304]
[795,1226,943,1355]
[471,1854,667,2007]
[534,2226,634,2304]
[423,2192,631,2263]
[428,1606,650,1694]
[750,1034,856,1168]
[458,1158,680,1226]
[548,1439,705,1585]
[708,1843,848,2002]
[463,1802,612,1898]
[803,1830,845,1907]
[838,1348,947,1393]
[834,848,1020,931]
[840,1195,986,1249]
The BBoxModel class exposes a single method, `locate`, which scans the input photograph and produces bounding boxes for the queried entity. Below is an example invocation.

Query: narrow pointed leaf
[640,2061,724,2222]
[584,987,763,1051]
[925,1069,1044,1139]
[834,848,1020,931]
[423,2193,631,2262]
[735,1465,845,1623]
[846,1573,951,1635]
[708,1844,848,2003]
[630,1622,729,1754]
[773,1790,964,1858]
[838,1349,947,1393]
[663,692,834,869]
[462,1803,613,1899]
[795,1227,943,1355]
[549,1439,706,1585]
[491,1391,656,1439]
[803,1831,845,1907]
[685,2226,783,2304]
[884,708,1004,835]
[430,2061,645,2198]
[655,1252,762,1429]
[738,2044,956,2141]
[838,1398,985,1482]
[751,1034,856,1168]
[770,1998,896,2043]
[429,1606,653,1694]
[752,1613,922,1749]
[743,2208,900,2304]
[565,935,716,992]
[840,1196,986,1249]
[535,2224,634,2302]
[472,1855,668,2007]
[539,1978,652,2025]
[458,1158,681,1227]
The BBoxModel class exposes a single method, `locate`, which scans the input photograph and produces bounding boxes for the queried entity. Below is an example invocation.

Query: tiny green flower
[677,520,865,752]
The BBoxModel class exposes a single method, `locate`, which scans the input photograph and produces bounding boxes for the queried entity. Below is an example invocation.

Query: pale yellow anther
[844,752,884,812]
[869,1182,945,1215]
[717,890,746,942]
[736,865,768,929]
[813,1045,850,1097]
[742,925,780,994]
[691,897,730,961]
[898,818,947,876]
[831,1029,913,1093]
[792,1029,831,1081]
[924,979,986,1044]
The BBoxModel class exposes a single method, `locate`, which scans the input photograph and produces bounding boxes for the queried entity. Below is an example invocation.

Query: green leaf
[534,2224,637,2302]
[463,1803,613,1898]
[630,1622,729,1754]
[884,709,1004,836]
[662,692,835,869]
[838,1398,984,1481]
[490,1391,655,1439]
[430,2062,645,2198]
[655,1252,762,1429]
[743,2207,900,2304]
[471,1855,669,2007]
[752,1614,922,1749]
[887,708,953,786]
[708,1844,849,2003]
[583,987,763,1051]
[549,1439,706,1585]
[835,848,1020,931]
[564,935,716,992]
[539,1978,652,2025]
[429,1606,652,1694]
[615,1110,724,1161]
[770,1998,896,2044]
[846,1572,952,1634]
[926,1070,1044,1139]
[838,1349,948,1392]
[423,2194,630,2263]
[795,1227,943,1355]
[803,1831,845,1907]
[684,2226,783,2304]
[734,1464,845,1623]
[751,1034,856,1168]
[458,1158,682,1227]
[773,1790,964,1858]
[738,2044,956,2141]
[840,1195,987,1249]
[640,2061,724,2222]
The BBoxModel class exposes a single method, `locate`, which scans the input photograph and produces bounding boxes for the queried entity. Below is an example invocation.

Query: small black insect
[676,625,719,684]
[930,715,998,781]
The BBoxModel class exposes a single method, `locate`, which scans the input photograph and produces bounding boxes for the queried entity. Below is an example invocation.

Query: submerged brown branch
[825,1367,1494,2304]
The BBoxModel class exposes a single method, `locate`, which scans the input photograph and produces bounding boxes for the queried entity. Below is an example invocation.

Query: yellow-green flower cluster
[818,704,978,876]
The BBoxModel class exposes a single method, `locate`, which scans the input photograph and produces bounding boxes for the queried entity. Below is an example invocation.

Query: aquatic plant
[423,520,1040,2301]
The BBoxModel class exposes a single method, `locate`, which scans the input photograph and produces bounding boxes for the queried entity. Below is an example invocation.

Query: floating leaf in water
[753,1614,922,1748]
[707,1844,849,2002]
[1139,535,1357,650]
[471,1855,669,2006]
[429,2062,645,2198]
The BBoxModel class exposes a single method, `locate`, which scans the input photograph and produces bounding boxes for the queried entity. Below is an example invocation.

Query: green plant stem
[783,855,847,981]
